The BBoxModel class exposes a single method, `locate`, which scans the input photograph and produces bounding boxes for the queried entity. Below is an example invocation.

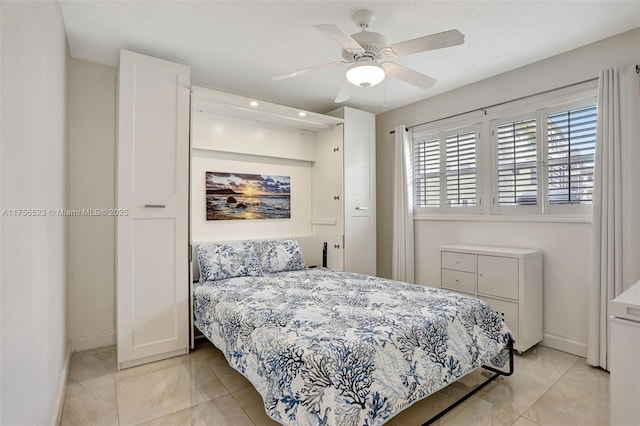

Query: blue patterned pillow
[195,241,262,282]
[253,239,307,274]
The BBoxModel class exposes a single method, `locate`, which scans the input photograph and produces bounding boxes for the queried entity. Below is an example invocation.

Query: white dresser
[440,244,543,353]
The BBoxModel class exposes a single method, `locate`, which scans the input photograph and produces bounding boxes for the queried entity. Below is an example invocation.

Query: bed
[192,238,513,426]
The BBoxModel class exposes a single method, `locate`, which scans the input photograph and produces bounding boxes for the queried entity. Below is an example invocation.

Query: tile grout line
[113,368,122,426]
[475,350,582,420]
[208,360,256,424]
[519,355,582,423]
[229,390,259,426]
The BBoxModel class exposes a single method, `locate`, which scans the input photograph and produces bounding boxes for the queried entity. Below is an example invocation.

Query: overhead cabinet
[313,107,376,276]
[116,50,190,369]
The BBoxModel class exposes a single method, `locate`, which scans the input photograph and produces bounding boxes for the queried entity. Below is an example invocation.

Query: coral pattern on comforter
[193,268,512,426]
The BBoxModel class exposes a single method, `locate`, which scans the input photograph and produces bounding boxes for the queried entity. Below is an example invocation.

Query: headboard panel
[191,236,324,282]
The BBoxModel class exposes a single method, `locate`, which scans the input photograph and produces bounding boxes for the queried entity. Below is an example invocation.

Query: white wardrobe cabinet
[440,244,543,353]
[116,50,190,369]
[312,107,376,276]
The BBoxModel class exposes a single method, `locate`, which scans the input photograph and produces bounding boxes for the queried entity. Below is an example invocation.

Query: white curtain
[392,125,415,283]
[588,66,640,369]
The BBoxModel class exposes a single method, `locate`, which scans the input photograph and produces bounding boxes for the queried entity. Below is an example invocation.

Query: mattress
[193,268,512,426]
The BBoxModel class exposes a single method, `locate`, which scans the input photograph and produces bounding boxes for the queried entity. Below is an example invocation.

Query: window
[446,131,478,207]
[546,103,597,209]
[411,85,597,218]
[414,125,481,213]
[414,137,440,207]
[488,100,596,215]
[492,116,539,214]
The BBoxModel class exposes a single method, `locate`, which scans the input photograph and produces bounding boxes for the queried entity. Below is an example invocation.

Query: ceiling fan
[273,10,465,103]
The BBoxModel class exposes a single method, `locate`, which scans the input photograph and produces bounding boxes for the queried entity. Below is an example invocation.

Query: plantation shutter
[496,118,538,206]
[414,137,440,207]
[547,104,597,205]
[445,131,477,207]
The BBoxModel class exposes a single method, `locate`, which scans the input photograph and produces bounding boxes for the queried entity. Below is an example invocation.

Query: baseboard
[71,332,116,352]
[541,333,587,357]
[51,344,71,426]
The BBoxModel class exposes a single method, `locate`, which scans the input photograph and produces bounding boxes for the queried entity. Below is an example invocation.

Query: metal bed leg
[421,338,515,426]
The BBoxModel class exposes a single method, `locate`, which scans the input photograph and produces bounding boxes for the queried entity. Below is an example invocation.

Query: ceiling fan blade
[386,29,464,58]
[314,24,365,54]
[273,61,348,81]
[382,63,437,89]
[334,80,353,103]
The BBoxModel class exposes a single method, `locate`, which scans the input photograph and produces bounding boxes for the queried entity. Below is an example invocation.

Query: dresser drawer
[479,296,519,341]
[441,251,475,273]
[441,269,476,294]
[477,255,519,300]
[443,288,475,298]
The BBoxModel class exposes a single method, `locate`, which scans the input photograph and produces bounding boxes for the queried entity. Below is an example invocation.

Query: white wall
[1,1,70,424]
[376,28,640,356]
[191,112,314,242]
[68,59,117,351]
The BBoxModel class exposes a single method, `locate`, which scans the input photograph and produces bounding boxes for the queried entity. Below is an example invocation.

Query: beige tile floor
[60,341,609,426]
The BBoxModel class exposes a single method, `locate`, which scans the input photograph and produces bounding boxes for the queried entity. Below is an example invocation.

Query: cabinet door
[477,255,519,300]
[610,317,640,426]
[117,50,190,368]
[312,125,344,270]
[479,296,519,342]
[343,108,376,275]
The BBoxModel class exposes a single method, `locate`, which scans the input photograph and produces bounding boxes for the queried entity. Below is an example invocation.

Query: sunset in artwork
[205,171,291,220]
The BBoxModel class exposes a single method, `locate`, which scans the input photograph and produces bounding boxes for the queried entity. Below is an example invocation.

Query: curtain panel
[391,125,415,283]
[588,66,640,369]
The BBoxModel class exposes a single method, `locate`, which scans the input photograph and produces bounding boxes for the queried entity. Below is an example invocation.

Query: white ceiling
[59,1,640,115]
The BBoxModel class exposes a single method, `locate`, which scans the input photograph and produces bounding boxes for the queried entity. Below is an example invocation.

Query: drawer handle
[627,307,640,317]
[144,204,166,208]
[355,206,368,210]
[456,260,459,264]
[455,279,460,282]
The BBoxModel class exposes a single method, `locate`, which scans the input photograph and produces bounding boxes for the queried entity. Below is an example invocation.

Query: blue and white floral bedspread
[193,268,512,426]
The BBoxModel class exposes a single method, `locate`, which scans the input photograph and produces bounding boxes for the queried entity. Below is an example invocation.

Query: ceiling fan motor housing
[342,31,387,61]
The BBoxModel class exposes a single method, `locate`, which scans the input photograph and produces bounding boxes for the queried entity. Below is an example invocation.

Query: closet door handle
[144,204,166,208]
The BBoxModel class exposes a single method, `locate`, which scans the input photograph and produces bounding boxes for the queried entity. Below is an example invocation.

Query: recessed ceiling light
[298,111,307,117]
[249,101,259,107]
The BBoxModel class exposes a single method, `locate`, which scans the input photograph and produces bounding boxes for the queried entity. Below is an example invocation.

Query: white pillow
[253,239,306,274]
[195,241,262,281]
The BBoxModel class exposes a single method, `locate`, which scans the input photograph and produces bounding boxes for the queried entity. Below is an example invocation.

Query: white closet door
[343,108,376,276]
[117,50,190,368]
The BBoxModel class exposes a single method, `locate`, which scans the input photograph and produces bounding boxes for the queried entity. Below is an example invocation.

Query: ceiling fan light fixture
[346,62,385,88]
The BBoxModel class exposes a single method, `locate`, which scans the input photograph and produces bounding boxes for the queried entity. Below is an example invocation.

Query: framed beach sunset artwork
[205,171,291,220]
